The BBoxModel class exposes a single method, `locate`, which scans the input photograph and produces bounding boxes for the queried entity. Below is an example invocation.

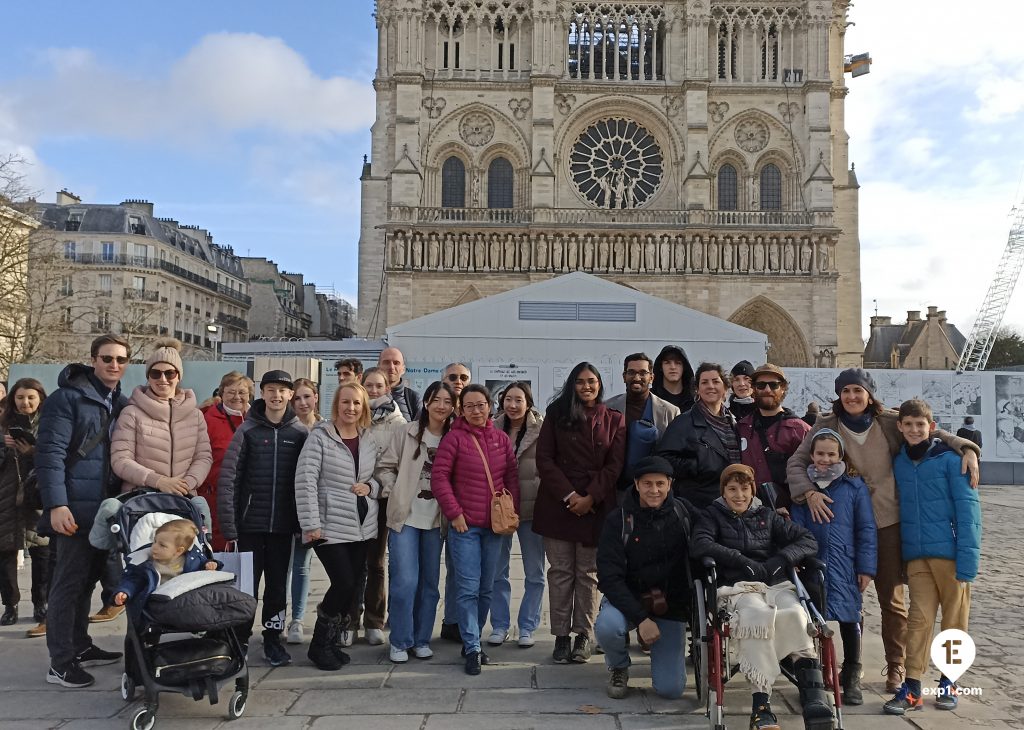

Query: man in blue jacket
[36,334,130,688]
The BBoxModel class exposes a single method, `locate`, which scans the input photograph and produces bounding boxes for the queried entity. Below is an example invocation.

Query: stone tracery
[569,118,664,209]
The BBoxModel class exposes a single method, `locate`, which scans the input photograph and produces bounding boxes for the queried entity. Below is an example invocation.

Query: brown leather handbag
[469,435,519,536]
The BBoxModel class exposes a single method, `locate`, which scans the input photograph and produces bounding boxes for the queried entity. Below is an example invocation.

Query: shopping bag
[212,550,255,596]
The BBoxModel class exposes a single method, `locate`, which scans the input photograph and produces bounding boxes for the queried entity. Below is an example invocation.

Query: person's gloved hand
[764,556,789,582]
[740,558,767,582]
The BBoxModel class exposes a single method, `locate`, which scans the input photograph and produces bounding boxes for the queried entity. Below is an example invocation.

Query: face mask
[807,461,846,484]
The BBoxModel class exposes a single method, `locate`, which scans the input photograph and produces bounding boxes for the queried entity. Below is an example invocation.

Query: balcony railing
[216,312,249,330]
[388,206,834,228]
[68,254,252,306]
[123,288,160,302]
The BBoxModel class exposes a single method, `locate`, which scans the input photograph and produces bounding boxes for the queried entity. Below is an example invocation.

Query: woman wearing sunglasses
[110,339,212,498]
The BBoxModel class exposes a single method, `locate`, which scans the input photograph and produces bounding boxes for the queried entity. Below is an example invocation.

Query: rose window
[570,118,663,209]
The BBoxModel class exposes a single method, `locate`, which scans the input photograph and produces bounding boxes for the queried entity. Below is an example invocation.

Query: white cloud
[2,32,374,143]
[965,69,1024,124]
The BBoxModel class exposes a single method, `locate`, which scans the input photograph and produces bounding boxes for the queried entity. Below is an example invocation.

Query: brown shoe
[26,622,46,638]
[884,663,905,693]
[89,605,125,623]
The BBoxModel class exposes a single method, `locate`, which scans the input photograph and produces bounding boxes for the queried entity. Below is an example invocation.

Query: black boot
[329,613,353,666]
[308,604,345,671]
[0,606,17,626]
[795,658,834,728]
[839,662,863,706]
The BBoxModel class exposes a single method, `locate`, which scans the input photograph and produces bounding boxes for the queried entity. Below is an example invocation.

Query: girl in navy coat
[791,429,877,706]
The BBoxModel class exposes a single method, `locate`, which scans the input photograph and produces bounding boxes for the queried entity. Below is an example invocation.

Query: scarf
[369,395,396,423]
[838,408,873,434]
[906,440,930,462]
[700,401,741,463]
[222,404,243,417]
[154,556,185,585]
[807,461,847,489]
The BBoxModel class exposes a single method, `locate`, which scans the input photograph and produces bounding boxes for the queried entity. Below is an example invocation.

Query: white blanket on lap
[718,581,815,692]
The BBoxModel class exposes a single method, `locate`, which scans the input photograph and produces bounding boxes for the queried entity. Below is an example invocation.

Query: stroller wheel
[227,691,247,720]
[120,672,136,702]
[130,708,155,730]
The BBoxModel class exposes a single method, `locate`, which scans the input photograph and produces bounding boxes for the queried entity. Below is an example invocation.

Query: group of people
[0,336,984,730]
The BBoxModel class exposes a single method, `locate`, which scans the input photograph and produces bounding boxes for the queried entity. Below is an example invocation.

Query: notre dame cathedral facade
[358,0,862,367]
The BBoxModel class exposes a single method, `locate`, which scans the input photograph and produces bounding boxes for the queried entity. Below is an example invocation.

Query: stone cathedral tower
[358,0,862,367]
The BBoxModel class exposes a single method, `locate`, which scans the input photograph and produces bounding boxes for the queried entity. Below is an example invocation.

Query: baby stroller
[110,490,255,730]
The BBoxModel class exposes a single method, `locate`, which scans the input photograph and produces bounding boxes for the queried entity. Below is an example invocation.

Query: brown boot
[26,622,46,638]
[89,604,125,623]
[884,663,905,693]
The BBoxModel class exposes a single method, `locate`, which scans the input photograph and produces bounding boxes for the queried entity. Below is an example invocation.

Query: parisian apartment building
[32,191,252,361]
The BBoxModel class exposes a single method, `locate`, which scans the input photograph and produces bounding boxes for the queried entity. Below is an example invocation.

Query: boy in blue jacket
[884,399,981,715]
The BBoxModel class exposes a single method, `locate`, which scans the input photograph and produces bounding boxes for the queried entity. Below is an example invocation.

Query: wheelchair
[688,485,844,730]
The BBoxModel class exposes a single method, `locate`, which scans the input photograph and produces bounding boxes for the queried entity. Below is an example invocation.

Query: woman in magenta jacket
[431,384,519,675]
[532,362,626,664]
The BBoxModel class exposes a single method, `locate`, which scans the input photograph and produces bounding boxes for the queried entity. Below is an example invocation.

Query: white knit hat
[146,338,184,377]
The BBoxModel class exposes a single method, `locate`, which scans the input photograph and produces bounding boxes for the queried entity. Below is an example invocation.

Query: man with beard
[736,364,810,510]
[606,354,679,497]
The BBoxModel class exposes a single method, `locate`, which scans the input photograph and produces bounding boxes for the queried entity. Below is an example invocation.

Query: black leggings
[239,532,293,638]
[315,541,370,618]
[839,621,861,664]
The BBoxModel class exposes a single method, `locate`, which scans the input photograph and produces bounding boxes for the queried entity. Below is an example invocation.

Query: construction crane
[957,200,1024,371]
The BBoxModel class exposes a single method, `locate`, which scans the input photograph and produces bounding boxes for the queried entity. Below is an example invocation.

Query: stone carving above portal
[459,112,495,146]
[555,93,576,115]
[735,118,770,153]
[778,102,800,124]
[508,98,532,121]
[708,101,730,124]
[422,96,446,119]
[569,118,664,209]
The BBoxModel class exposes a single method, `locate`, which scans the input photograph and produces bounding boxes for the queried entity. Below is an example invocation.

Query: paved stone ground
[1,486,1020,730]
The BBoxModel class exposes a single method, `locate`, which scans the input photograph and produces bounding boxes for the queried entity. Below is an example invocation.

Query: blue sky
[2,2,1022,337]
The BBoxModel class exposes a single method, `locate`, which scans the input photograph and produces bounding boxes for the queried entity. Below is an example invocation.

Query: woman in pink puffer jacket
[431,384,519,675]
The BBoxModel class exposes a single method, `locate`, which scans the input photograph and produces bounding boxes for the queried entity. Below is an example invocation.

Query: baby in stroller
[690,464,833,730]
[112,492,255,729]
[113,519,221,617]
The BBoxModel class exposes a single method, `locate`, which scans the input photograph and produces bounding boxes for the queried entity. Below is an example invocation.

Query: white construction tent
[387,272,769,404]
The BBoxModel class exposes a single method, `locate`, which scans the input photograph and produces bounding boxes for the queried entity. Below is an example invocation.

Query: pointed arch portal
[729,296,811,367]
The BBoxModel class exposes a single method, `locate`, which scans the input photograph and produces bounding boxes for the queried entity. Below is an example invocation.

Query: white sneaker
[365,628,386,646]
[389,645,408,663]
[487,629,509,646]
[286,620,304,645]
[517,631,535,648]
[412,645,434,659]
[339,630,355,647]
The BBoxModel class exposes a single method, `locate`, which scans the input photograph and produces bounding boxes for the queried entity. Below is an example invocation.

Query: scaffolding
[957,201,1024,371]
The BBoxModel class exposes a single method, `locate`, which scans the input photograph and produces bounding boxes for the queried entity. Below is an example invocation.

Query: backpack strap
[68,408,110,468]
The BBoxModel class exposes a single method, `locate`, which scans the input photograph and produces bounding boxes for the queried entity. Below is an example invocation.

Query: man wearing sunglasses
[35,334,131,688]
[443,363,471,400]
[736,364,810,511]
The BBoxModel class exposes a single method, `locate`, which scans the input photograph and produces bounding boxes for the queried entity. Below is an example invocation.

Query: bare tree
[0,156,42,376]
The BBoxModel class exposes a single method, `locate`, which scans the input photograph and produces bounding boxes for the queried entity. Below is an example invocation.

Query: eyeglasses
[148,368,179,382]
[447,373,470,382]
[575,378,600,387]
[462,402,490,412]
[99,355,129,365]
[625,370,652,379]
[754,381,783,391]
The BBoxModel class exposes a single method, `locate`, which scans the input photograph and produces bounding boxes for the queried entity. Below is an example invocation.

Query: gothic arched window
[760,164,782,210]
[487,157,514,209]
[718,164,738,211]
[441,156,466,208]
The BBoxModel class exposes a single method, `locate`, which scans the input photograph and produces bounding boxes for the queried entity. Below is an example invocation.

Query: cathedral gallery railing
[388,206,834,228]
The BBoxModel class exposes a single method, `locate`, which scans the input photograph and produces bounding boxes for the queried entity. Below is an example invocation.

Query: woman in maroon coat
[533,362,625,664]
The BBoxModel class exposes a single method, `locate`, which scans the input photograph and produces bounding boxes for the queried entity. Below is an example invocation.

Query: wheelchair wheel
[691,579,709,706]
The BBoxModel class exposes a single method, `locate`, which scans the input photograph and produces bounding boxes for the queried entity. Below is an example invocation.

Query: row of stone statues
[386,230,835,274]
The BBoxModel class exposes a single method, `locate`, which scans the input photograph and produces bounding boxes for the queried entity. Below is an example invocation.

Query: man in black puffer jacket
[595,456,692,701]
[690,464,831,730]
[218,370,308,666]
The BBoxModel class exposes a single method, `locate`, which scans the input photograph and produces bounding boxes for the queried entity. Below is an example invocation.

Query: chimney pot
[907,310,921,322]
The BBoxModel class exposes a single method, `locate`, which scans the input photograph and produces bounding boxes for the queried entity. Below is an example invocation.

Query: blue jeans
[442,542,458,625]
[594,598,687,699]
[488,520,546,635]
[447,526,503,654]
[289,535,313,622]
[387,526,442,650]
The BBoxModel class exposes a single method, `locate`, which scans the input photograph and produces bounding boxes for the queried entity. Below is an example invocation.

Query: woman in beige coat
[377,381,456,662]
[110,340,212,495]
[486,382,546,648]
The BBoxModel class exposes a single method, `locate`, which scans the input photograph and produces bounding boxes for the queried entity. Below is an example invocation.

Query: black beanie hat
[834,368,875,397]
[730,360,755,379]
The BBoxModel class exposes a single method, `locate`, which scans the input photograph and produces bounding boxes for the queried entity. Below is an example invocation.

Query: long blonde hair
[332,382,371,430]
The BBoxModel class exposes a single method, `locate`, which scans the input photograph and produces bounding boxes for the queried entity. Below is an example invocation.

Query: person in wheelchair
[595,456,692,700]
[691,464,833,730]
